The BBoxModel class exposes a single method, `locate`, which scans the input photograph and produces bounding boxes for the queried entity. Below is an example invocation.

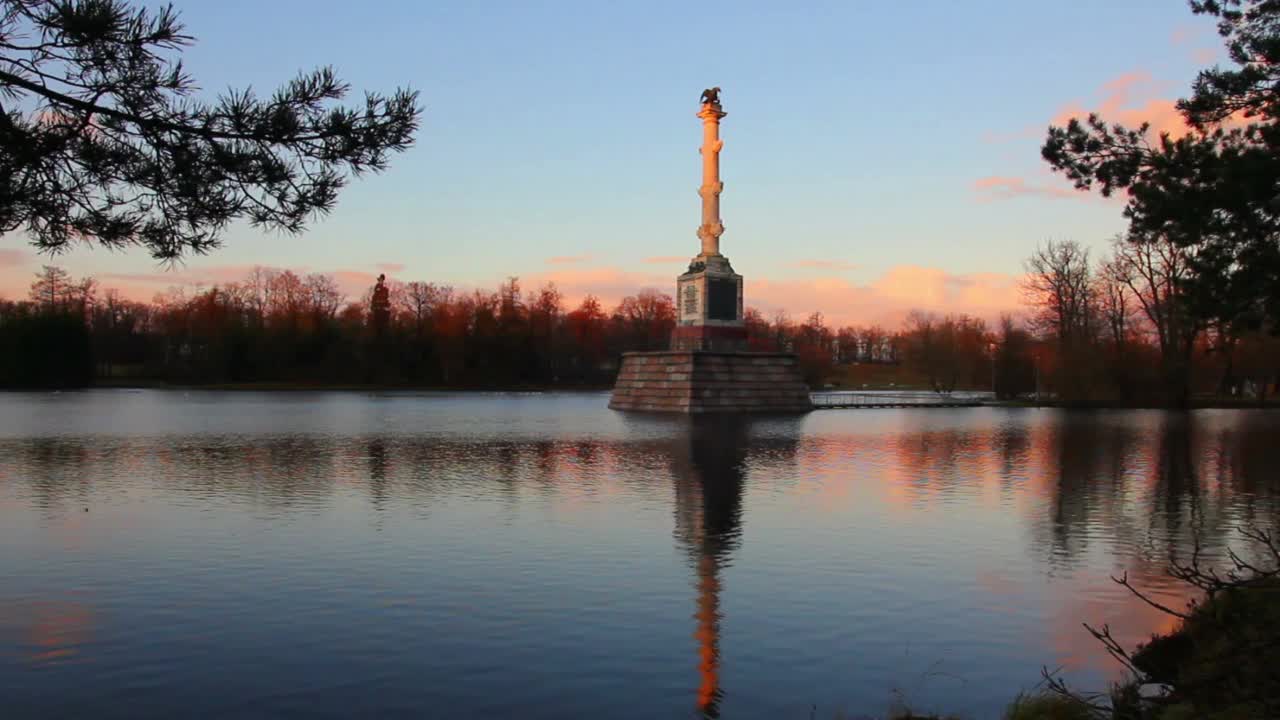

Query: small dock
[809,391,988,410]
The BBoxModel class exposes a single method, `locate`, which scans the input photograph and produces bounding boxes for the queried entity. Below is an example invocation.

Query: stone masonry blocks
[609,350,813,414]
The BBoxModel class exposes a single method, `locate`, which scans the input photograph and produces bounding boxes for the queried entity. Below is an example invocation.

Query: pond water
[2,391,1277,719]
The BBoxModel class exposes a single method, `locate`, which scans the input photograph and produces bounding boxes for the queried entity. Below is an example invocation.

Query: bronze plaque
[706,277,737,321]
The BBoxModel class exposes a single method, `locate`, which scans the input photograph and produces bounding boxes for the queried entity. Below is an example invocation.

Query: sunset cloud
[972,176,1082,202]
[2,256,1024,330]
[523,263,1024,327]
[1051,70,1188,139]
[1192,47,1216,64]
[375,262,405,274]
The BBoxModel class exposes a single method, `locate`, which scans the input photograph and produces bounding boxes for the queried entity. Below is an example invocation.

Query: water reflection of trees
[1027,412,1280,574]
[1036,414,1143,569]
[9,413,1275,571]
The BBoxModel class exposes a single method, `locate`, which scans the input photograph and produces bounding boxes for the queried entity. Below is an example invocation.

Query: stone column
[696,102,726,257]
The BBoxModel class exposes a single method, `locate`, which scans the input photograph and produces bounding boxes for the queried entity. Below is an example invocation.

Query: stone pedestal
[674,252,746,351]
[610,351,812,413]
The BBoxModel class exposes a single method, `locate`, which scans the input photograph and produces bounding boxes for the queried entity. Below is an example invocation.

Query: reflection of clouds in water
[0,599,95,667]
[1044,570,1190,674]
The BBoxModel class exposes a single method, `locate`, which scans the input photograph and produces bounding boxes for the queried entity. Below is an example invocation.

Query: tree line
[0,264,989,391]
[1021,238,1278,406]
[2,259,1275,404]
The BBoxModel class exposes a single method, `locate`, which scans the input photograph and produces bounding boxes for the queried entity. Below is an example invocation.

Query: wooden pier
[809,391,988,409]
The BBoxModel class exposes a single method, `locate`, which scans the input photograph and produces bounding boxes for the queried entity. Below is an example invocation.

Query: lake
[2,391,1277,719]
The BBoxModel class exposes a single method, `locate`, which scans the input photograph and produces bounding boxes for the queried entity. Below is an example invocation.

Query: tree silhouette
[1042,0,1280,331]
[0,0,421,259]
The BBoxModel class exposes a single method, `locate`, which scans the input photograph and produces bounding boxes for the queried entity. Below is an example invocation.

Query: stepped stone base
[610,350,813,413]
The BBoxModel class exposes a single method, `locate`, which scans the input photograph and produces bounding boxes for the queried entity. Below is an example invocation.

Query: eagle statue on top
[700,87,721,106]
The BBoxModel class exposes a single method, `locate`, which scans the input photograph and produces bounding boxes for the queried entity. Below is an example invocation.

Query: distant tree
[527,283,563,381]
[1096,251,1137,355]
[0,0,421,259]
[743,307,773,351]
[1109,232,1203,406]
[400,281,440,337]
[613,288,675,351]
[1023,240,1095,346]
[794,311,834,385]
[566,295,607,379]
[901,311,990,394]
[303,273,342,324]
[834,325,858,364]
[1095,252,1142,400]
[993,315,1036,400]
[1022,240,1103,401]
[28,263,71,310]
[770,309,793,351]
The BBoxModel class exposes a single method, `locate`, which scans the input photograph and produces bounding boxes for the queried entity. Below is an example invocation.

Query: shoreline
[3,381,1271,409]
[28,379,616,393]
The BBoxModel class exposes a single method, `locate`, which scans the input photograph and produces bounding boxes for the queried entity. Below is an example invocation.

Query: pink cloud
[972,175,1083,202]
[546,255,593,265]
[0,248,27,267]
[1192,47,1216,64]
[330,270,381,297]
[1051,70,1189,139]
[523,266,670,307]
[375,262,405,274]
[523,263,1024,328]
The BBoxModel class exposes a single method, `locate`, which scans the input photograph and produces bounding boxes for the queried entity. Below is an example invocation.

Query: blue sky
[0,0,1228,323]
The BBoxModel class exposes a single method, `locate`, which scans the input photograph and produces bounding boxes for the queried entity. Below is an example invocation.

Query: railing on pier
[809,391,990,409]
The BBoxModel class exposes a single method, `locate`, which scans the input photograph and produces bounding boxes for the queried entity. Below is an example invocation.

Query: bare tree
[28,264,71,310]
[1110,233,1202,407]
[1096,251,1136,354]
[303,273,343,321]
[1023,240,1096,346]
[400,281,442,337]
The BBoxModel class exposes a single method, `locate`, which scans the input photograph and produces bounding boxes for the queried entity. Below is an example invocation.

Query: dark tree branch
[0,0,421,259]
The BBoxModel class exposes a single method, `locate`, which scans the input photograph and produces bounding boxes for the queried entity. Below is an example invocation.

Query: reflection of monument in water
[610,88,812,413]
[668,416,750,718]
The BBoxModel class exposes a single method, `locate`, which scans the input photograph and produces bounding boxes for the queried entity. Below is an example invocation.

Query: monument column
[672,87,746,352]
[697,102,727,257]
[607,87,812,414]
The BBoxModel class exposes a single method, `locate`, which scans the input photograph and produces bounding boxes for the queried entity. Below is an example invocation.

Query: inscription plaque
[683,284,699,317]
[707,277,737,321]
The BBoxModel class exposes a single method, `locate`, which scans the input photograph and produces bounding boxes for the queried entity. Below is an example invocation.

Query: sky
[0,0,1229,327]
